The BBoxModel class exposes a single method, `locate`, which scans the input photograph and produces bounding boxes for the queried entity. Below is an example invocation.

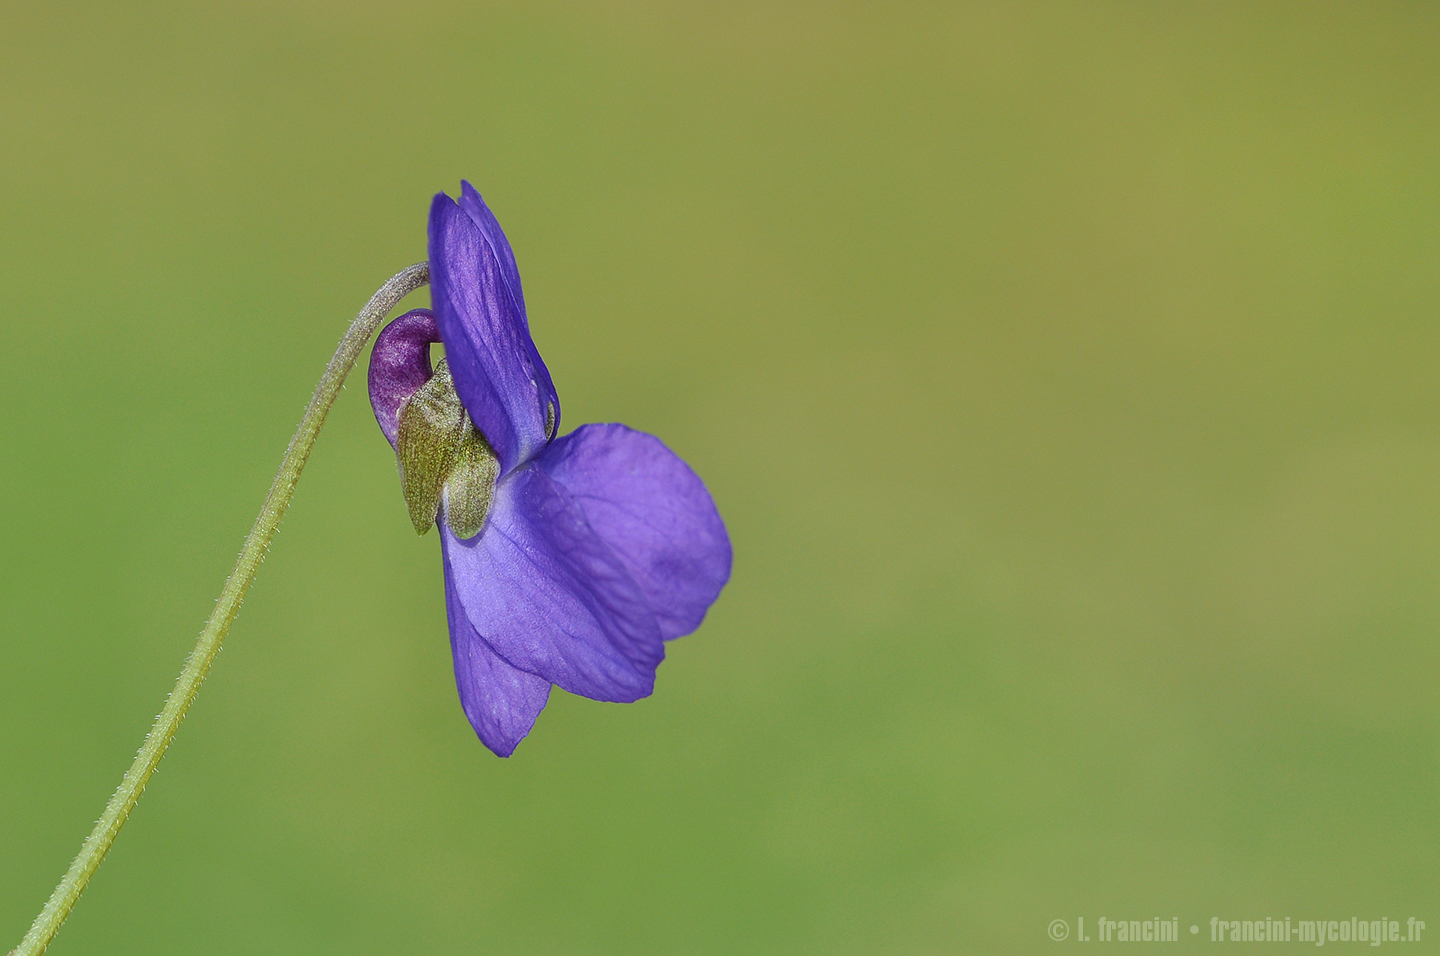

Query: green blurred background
[3,1,1439,952]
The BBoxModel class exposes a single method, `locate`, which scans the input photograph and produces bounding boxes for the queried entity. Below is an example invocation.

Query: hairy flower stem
[13,262,431,956]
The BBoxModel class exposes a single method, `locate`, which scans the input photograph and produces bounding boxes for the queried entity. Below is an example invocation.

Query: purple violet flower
[367,182,731,756]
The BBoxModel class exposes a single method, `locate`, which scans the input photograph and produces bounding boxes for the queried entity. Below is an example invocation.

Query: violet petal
[456,182,528,325]
[444,557,551,757]
[538,424,731,640]
[429,189,558,474]
[440,463,664,702]
[456,182,561,444]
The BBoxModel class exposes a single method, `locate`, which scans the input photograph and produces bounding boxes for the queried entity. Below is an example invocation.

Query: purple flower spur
[367,182,731,756]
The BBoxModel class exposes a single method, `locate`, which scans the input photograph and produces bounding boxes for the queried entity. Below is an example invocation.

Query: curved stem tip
[13,262,430,956]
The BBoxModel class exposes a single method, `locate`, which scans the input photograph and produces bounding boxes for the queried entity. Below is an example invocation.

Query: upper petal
[429,188,559,474]
[456,185,559,423]
[539,424,731,640]
[441,462,664,702]
[443,558,551,757]
[457,181,528,325]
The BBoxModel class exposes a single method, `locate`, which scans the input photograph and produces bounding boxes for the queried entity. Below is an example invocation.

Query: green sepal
[442,429,501,539]
[394,358,501,538]
[395,361,467,535]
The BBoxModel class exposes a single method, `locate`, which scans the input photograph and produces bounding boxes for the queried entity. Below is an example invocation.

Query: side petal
[539,424,731,640]
[429,190,558,474]
[444,563,551,757]
[441,463,664,702]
